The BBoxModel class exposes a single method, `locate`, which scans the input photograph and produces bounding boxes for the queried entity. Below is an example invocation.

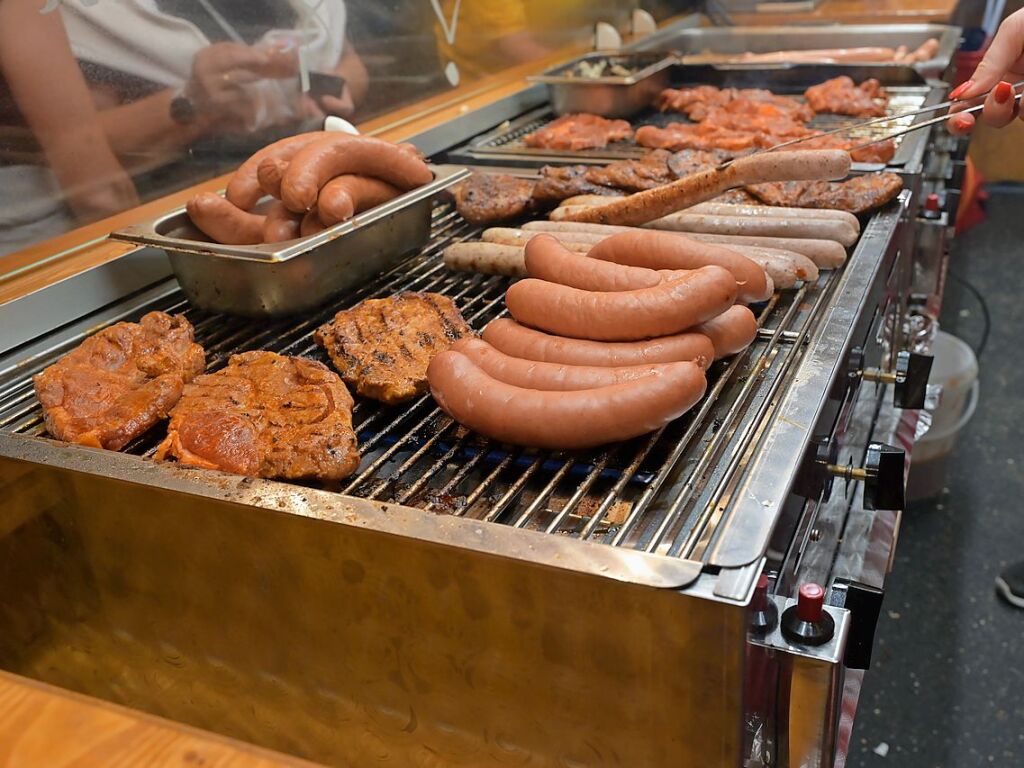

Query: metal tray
[110,165,469,317]
[631,24,961,80]
[528,52,675,118]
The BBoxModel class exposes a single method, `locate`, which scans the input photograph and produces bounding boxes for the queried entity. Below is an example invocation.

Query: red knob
[797,583,825,622]
[752,574,769,611]
[925,193,941,213]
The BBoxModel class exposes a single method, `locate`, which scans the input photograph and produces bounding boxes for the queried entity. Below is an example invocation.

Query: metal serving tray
[527,52,675,118]
[632,24,961,80]
[110,164,470,317]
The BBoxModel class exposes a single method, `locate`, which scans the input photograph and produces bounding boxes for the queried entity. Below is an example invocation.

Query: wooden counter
[0,670,324,767]
[730,0,960,26]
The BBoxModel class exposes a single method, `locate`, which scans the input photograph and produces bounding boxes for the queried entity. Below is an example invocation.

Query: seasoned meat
[33,311,205,450]
[788,134,896,164]
[452,173,536,227]
[804,76,888,118]
[532,165,617,204]
[523,113,633,151]
[315,292,472,404]
[667,148,732,177]
[658,86,813,122]
[746,172,904,214]
[656,85,723,114]
[155,351,358,481]
[584,150,676,191]
[636,122,765,152]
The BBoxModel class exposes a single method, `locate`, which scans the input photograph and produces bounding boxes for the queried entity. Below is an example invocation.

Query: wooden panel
[0,671,323,768]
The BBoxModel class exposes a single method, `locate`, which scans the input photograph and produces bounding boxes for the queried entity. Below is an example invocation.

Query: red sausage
[505,265,737,342]
[187,192,264,245]
[262,201,302,243]
[452,337,666,390]
[225,131,334,211]
[318,175,403,226]
[300,209,325,237]
[257,157,289,199]
[280,136,433,213]
[524,233,663,292]
[587,230,771,304]
[482,318,715,369]
[428,350,707,449]
[694,305,759,359]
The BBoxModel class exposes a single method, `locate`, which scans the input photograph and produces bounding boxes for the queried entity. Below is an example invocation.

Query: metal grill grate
[461,87,930,165]
[0,205,842,561]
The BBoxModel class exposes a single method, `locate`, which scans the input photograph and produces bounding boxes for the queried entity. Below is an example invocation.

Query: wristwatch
[169,91,198,125]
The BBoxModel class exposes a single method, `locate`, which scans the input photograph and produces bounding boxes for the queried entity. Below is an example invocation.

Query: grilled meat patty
[155,351,359,481]
[746,172,904,214]
[451,173,536,227]
[804,76,888,118]
[315,292,472,405]
[523,113,633,151]
[33,311,205,450]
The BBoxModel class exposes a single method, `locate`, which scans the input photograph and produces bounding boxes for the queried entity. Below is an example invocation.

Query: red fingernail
[995,81,1013,104]
[954,116,972,130]
[949,80,972,100]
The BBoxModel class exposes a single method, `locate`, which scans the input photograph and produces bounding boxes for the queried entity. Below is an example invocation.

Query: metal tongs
[719,80,1024,168]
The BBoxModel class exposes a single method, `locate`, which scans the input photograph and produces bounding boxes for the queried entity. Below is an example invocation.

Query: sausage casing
[257,157,289,199]
[225,131,332,211]
[524,233,663,292]
[262,201,303,243]
[428,350,707,449]
[187,192,265,245]
[694,305,759,359]
[318,175,402,226]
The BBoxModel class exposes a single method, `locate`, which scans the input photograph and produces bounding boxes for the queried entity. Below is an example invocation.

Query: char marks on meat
[582,149,677,191]
[452,173,536,226]
[33,311,205,450]
[666,148,732,177]
[804,76,888,118]
[155,351,359,481]
[747,172,903,214]
[523,113,633,151]
[315,292,472,405]
[532,165,619,204]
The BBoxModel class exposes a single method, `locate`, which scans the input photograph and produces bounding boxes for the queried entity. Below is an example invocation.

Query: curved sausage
[694,305,759,359]
[225,131,332,211]
[505,265,737,342]
[649,212,858,247]
[257,157,288,199]
[280,135,433,212]
[483,318,715,369]
[524,233,663,292]
[451,338,665,390]
[318,175,402,226]
[262,201,302,243]
[187,192,265,245]
[587,230,771,304]
[561,150,851,226]
[300,209,326,237]
[427,350,707,450]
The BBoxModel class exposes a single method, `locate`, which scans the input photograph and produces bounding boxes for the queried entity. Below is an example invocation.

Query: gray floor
[850,190,1024,767]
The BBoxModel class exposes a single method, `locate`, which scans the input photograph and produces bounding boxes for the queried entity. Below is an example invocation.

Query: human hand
[318,87,356,119]
[948,9,1024,134]
[186,42,276,130]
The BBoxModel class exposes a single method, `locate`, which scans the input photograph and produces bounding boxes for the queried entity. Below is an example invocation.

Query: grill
[0,203,842,564]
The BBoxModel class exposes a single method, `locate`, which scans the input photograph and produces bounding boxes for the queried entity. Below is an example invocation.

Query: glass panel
[0,0,696,259]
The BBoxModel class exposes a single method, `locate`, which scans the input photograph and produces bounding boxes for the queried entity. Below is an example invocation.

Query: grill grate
[462,87,929,165]
[0,205,841,561]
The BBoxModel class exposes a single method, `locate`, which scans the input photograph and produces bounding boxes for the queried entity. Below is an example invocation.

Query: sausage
[451,338,665,390]
[225,131,332,211]
[560,194,624,207]
[726,245,819,284]
[587,230,772,304]
[280,135,433,212]
[505,265,737,342]
[187,192,265,245]
[648,211,858,247]
[445,242,529,277]
[561,150,852,226]
[262,201,303,243]
[519,221,846,268]
[694,305,759,359]
[688,202,860,233]
[427,350,707,449]
[318,175,403,226]
[524,233,664,292]
[483,318,715,369]
[300,209,326,237]
[483,227,601,249]
[257,157,289,199]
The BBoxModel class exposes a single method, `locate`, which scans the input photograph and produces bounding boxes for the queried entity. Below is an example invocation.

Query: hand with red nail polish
[947,8,1024,134]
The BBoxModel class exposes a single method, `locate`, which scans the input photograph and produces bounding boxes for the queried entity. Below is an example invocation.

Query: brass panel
[0,454,746,767]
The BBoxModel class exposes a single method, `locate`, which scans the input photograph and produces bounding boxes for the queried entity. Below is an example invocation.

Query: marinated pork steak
[33,311,205,450]
[523,113,633,151]
[315,292,473,405]
[804,76,888,118]
[531,165,615,204]
[452,173,536,227]
[155,351,359,481]
[746,172,904,214]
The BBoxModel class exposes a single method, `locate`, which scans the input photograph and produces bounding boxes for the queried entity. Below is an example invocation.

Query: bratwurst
[186,192,264,245]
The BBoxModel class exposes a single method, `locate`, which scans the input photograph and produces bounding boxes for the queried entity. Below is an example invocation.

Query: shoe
[995,560,1024,608]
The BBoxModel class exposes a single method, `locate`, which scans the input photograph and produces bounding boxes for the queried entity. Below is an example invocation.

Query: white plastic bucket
[907,331,980,500]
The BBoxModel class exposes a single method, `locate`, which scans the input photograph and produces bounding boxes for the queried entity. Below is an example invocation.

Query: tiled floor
[850,190,1024,767]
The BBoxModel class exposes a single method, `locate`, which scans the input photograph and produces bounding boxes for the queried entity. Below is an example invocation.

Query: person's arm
[948,8,1024,134]
[0,0,138,222]
[317,38,368,118]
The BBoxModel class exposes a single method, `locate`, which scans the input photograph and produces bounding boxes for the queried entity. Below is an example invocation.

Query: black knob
[864,442,906,511]
[893,351,933,409]
[781,584,835,646]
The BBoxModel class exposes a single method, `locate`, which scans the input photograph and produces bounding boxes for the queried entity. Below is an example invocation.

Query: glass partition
[0,0,696,258]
